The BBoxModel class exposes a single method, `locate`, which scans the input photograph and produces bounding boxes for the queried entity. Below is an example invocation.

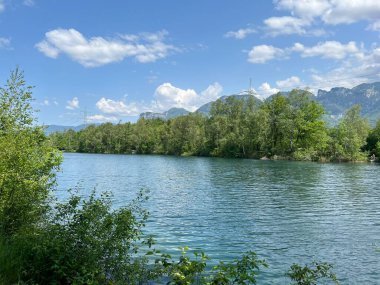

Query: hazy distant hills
[44,124,87,135]
[140,107,190,120]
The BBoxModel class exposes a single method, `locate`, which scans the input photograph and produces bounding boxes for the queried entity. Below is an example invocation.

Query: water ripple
[57,154,380,284]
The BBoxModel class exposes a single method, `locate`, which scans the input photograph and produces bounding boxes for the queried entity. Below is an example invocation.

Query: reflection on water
[57,153,380,284]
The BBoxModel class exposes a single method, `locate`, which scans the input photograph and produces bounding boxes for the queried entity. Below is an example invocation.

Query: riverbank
[60,149,377,163]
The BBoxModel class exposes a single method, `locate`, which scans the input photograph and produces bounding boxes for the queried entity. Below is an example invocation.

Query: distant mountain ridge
[44,124,88,135]
[139,107,190,120]
[316,82,380,123]
[46,82,380,133]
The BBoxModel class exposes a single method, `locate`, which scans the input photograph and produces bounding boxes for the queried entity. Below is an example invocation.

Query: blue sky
[1,0,380,125]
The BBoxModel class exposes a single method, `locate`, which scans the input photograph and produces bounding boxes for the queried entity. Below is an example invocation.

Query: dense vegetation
[50,90,379,162]
[1,69,342,284]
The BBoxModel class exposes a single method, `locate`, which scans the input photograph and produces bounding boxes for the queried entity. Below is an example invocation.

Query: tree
[329,105,370,161]
[0,70,153,284]
[0,68,61,238]
[365,119,380,157]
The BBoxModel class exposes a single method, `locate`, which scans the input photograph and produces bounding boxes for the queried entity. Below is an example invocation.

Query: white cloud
[43,99,50,106]
[275,0,380,25]
[87,114,118,123]
[36,28,177,67]
[224,28,256,39]
[0,37,10,49]
[66,97,79,110]
[367,20,380,32]
[0,0,4,13]
[248,45,284,63]
[200,82,223,102]
[94,82,223,119]
[258,82,280,99]
[276,76,302,89]
[248,41,362,64]
[294,41,360,59]
[322,0,380,25]
[275,0,331,20]
[307,46,380,91]
[36,40,59,58]
[96,97,141,116]
[153,82,223,112]
[264,16,310,36]
[154,83,199,111]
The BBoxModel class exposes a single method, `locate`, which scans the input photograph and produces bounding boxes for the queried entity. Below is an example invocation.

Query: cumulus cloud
[275,0,380,25]
[248,45,285,63]
[275,0,331,20]
[36,29,177,67]
[276,76,301,89]
[257,82,280,99]
[154,82,223,111]
[224,28,256,39]
[264,16,310,36]
[94,82,223,120]
[96,97,141,116]
[293,41,360,59]
[87,114,118,123]
[322,0,380,25]
[154,83,198,110]
[367,20,380,32]
[66,97,79,110]
[307,46,380,91]
[248,41,362,64]
[200,82,223,102]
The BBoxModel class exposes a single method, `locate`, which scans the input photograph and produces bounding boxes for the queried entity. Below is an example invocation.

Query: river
[56,153,380,284]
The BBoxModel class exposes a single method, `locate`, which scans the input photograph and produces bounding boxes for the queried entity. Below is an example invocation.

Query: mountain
[196,94,262,115]
[316,82,380,124]
[44,124,88,135]
[139,107,190,120]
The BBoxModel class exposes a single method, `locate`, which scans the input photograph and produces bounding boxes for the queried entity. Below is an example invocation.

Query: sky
[1,0,380,125]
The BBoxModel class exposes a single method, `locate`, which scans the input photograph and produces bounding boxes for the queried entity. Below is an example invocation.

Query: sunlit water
[56,153,380,284]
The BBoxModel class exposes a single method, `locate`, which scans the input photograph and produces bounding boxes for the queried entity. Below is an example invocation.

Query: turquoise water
[57,153,380,284]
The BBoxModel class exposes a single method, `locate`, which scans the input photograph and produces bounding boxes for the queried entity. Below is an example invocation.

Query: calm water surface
[57,153,380,284]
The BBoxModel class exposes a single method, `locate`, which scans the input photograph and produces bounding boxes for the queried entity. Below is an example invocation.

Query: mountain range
[46,82,380,133]
[316,82,380,124]
[139,82,380,124]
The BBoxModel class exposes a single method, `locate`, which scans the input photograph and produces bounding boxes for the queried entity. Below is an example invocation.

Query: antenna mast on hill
[81,109,88,126]
[248,78,254,96]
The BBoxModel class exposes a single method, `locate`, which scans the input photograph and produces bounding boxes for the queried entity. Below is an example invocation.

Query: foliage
[329,105,370,161]
[208,251,267,285]
[365,119,380,158]
[49,89,375,162]
[0,68,61,239]
[287,262,339,285]
[18,190,151,285]
[155,248,268,285]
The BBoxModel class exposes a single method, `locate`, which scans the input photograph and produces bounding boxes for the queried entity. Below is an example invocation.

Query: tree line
[50,90,380,162]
